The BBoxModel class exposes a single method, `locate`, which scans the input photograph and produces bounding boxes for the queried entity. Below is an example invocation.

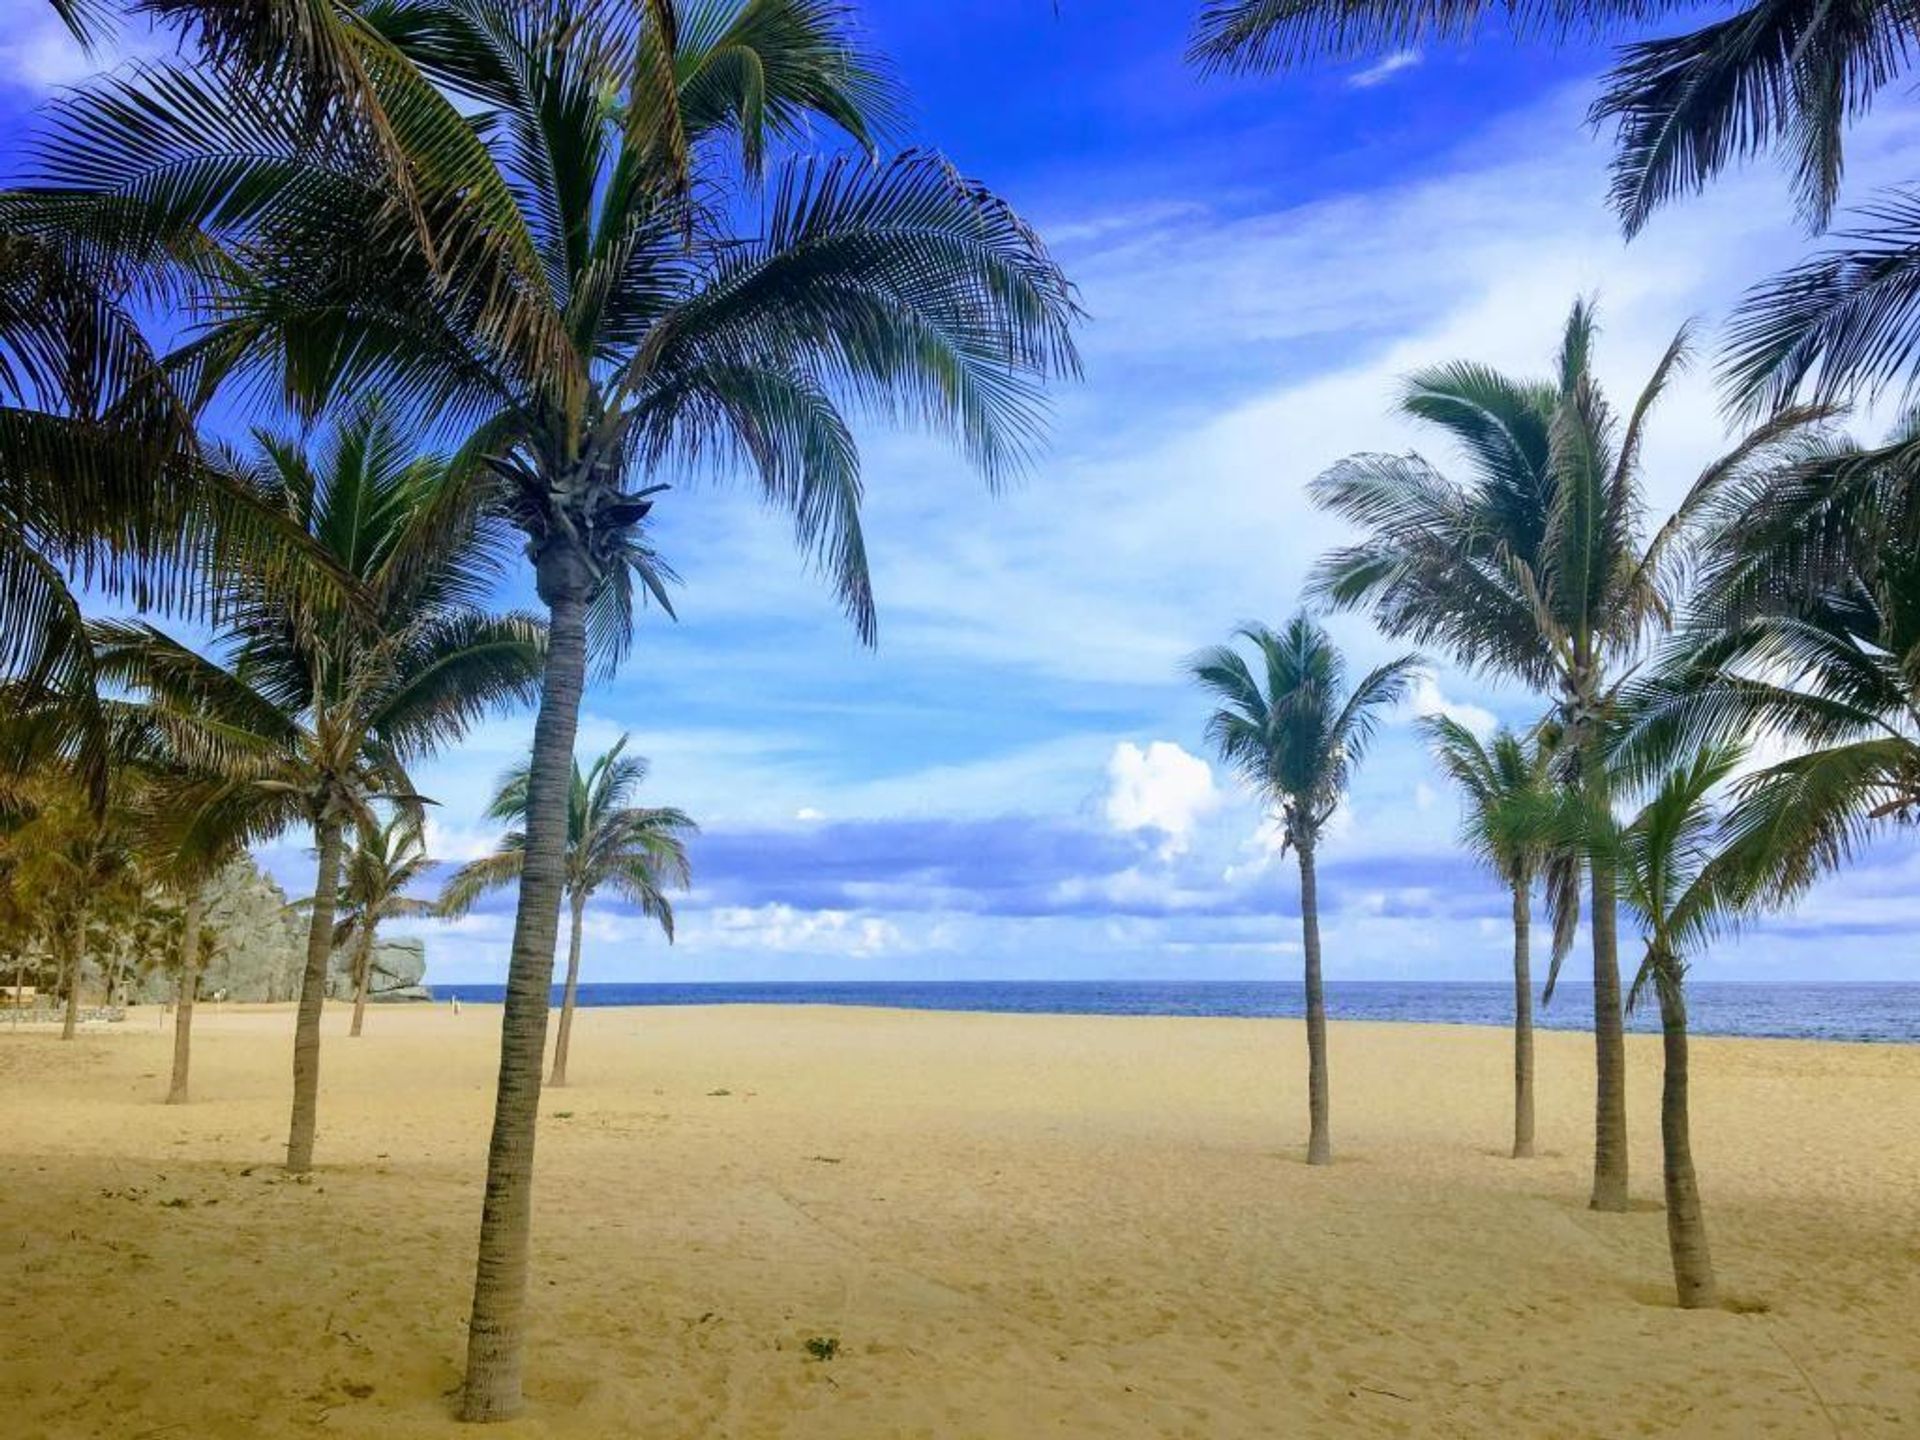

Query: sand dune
[0,1002,1915,1437]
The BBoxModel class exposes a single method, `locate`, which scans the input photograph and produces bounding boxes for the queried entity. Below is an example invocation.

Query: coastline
[3,1002,1914,1436]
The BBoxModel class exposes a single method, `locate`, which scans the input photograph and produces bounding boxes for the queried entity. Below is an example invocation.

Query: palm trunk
[1511,880,1535,1159]
[286,818,345,1174]
[461,558,590,1422]
[166,891,202,1105]
[1654,965,1716,1308]
[349,927,373,1038]
[60,917,83,1040]
[548,893,586,1089]
[1589,854,1630,1211]
[1298,841,1331,1167]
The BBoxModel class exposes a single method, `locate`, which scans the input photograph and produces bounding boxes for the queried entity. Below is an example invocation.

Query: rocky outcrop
[327,937,432,1003]
[198,858,307,1002]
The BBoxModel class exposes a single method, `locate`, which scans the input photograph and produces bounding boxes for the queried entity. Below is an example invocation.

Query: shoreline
[26,995,1920,1048]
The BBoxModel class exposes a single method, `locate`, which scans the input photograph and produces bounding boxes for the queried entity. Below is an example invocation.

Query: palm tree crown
[1622,412,1920,902]
[444,734,696,931]
[1190,614,1420,853]
[1422,716,1557,893]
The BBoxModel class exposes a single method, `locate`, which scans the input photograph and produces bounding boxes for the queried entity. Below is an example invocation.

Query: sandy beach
[0,1003,1914,1438]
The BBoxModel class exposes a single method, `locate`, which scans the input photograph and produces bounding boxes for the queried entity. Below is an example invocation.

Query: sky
[6,0,1920,985]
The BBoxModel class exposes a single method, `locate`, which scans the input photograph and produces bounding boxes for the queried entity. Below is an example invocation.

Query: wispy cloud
[1348,50,1423,89]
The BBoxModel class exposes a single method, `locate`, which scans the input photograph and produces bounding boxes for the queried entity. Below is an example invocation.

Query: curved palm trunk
[1654,965,1716,1308]
[166,891,202,1105]
[286,819,345,1174]
[1298,842,1331,1166]
[548,893,586,1089]
[1589,856,1630,1211]
[60,917,84,1040]
[1511,880,1535,1159]
[349,927,374,1038]
[462,565,589,1422]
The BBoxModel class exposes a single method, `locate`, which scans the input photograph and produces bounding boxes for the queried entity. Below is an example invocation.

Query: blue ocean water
[432,980,1920,1044]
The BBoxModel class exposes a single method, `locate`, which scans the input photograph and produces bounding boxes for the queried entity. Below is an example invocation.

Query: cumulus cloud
[1102,741,1221,855]
[1408,674,1500,739]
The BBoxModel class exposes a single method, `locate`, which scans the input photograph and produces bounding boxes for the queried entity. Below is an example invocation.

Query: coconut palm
[1190,614,1420,1166]
[333,810,438,1038]
[1621,414,1920,904]
[92,400,543,1172]
[1308,300,1824,1209]
[136,782,249,1103]
[1421,716,1558,1159]
[32,2,1081,1412]
[1599,744,1750,1309]
[442,735,693,1088]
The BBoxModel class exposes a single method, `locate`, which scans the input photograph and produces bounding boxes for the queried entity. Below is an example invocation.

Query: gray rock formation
[198,857,307,1002]
[328,936,432,1003]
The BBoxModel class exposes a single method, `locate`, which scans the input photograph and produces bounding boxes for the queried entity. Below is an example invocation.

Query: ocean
[431,979,1920,1044]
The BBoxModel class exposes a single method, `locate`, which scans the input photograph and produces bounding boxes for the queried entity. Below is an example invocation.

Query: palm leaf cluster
[1191,616,1419,854]
[1188,0,1920,410]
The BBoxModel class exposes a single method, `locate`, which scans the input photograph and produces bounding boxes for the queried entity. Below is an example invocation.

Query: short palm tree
[1190,614,1419,1166]
[1604,744,1750,1310]
[92,400,543,1173]
[443,735,694,1088]
[135,775,253,1104]
[1422,716,1558,1159]
[1308,300,1821,1209]
[334,811,438,1038]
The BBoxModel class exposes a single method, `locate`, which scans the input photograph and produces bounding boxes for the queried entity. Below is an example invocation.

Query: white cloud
[1102,741,1221,854]
[1348,50,1422,89]
[1408,674,1500,739]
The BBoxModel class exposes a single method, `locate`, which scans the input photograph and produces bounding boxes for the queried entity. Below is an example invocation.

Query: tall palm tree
[93,400,543,1173]
[442,735,694,1088]
[1190,614,1419,1166]
[1421,716,1558,1159]
[1308,300,1822,1210]
[334,810,438,1038]
[34,2,1081,1413]
[1602,744,1749,1309]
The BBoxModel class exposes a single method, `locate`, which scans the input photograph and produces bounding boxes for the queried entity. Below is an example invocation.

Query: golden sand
[0,1002,1915,1438]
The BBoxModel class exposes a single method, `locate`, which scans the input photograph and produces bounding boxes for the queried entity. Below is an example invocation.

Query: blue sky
[7,1,1920,984]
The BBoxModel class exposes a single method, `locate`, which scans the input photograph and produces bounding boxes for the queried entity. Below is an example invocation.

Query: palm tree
[93,400,543,1173]
[1308,300,1822,1210]
[334,811,438,1038]
[1601,744,1750,1309]
[443,735,694,1087]
[34,2,1081,1413]
[1190,614,1419,1166]
[1622,414,1920,903]
[1421,716,1557,1159]
[141,784,250,1104]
